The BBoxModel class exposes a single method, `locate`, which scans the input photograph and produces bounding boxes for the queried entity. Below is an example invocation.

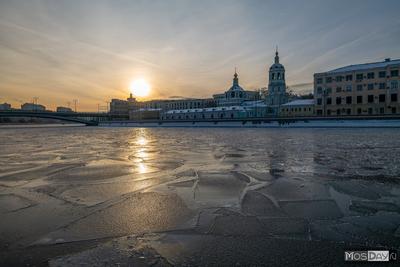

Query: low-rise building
[0,103,11,110]
[161,104,268,121]
[110,93,138,116]
[279,99,314,117]
[314,58,400,116]
[140,98,216,110]
[56,106,73,112]
[21,103,46,111]
[129,108,161,120]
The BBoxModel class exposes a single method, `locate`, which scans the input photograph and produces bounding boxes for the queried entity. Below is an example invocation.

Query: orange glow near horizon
[130,79,151,98]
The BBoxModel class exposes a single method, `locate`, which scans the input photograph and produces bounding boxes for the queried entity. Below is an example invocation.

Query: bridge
[0,110,125,126]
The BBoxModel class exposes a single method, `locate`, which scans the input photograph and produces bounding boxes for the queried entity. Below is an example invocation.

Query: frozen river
[0,126,399,266]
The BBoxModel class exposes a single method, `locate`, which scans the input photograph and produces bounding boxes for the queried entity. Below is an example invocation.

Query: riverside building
[265,48,288,114]
[314,58,400,116]
[212,70,260,106]
[279,99,314,117]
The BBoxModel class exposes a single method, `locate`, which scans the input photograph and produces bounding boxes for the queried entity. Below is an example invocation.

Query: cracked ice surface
[0,127,400,266]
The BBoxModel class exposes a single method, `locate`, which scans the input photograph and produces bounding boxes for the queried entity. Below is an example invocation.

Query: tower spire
[233,67,239,86]
[274,46,279,64]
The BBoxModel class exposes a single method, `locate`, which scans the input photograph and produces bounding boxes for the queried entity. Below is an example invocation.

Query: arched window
[239,92,243,98]
[277,73,281,79]
[282,73,285,80]
[231,91,235,98]
[272,73,275,80]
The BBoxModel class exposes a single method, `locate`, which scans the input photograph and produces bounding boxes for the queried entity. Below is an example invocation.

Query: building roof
[325,58,400,74]
[281,99,314,106]
[164,105,259,114]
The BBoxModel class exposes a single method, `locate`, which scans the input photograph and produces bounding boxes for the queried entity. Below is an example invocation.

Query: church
[265,48,288,114]
[212,69,260,106]
[158,48,290,120]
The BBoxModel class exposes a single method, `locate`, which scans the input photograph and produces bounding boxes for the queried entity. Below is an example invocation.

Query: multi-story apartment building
[314,58,400,116]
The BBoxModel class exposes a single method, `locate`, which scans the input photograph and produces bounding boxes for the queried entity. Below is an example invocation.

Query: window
[346,75,353,81]
[326,88,332,94]
[367,84,374,90]
[391,81,398,89]
[346,85,352,92]
[327,110,331,115]
[337,109,341,115]
[357,84,363,91]
[357,108,362,115]
[317,87,323,94]
[357,95,363,104]
[336,97,342,105]
[379,83,386,89]
[346,109,351,115]
[272,73,275,80]
[326,77,332,83]
[317,109,322,115]
[392,107,397,114]
[391,93,398,102]
[336,87,342,93]
[327,97,332,105]
[391,70,399,77]
[368,108,373,115]
[379,94,386,102]
[356,73,363,80]
[277,73,281,79]
[367,72,375,79]
[346,96,352,104]
[317,98,322,105]
[368,95,374,103]
[336,76,343,82]
[379,71,386,78]
[380,107,385,114]
[316,78,323,84]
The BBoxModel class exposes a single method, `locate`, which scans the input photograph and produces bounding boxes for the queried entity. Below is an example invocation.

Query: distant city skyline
[1,0,400,111]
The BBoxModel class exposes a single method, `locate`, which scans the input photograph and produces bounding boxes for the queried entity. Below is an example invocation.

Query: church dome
[270,63,285,70]
[269,49,285,70]
[227,71,245,91]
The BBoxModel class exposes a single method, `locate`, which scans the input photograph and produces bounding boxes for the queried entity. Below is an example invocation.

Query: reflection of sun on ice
[130,79,150,97]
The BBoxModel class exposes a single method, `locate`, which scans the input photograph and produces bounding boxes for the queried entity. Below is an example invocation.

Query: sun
[130,79,150,97]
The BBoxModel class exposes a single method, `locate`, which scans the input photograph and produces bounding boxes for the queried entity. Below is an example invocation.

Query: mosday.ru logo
[368,251,389,261]
[345,250,397,262]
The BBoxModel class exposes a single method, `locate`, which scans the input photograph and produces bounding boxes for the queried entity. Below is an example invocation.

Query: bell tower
[266,47,287,110]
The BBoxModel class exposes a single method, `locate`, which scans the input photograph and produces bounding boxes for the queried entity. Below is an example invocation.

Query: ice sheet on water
[257,217,309,236]
[209,214,268,236]
[241,191,285,217]
[34,192,194,245]
[0,194,34,213]
[342,212,400,234]
[279,199,343,220]
[350,200,400,214]
[257,177,331,201]
[194,171,247,207]
[329,180,381,200]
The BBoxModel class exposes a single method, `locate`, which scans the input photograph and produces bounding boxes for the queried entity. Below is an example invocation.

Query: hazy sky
[1,0,399,111]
